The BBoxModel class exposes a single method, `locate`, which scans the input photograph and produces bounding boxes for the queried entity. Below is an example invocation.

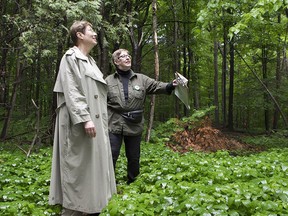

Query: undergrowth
[1,109,288,215]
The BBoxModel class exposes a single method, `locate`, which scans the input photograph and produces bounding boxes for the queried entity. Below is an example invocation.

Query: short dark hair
[69,20,92,45]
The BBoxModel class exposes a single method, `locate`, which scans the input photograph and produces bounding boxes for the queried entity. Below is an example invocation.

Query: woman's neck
[76,44,92,56]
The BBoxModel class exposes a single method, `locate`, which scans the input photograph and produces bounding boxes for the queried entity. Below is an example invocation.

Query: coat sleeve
[142,74,169,95]
[58,54,91,125]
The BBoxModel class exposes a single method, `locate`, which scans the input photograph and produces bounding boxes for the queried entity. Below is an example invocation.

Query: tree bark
[213,39,219,127]
[262,45,270,132]
[236,49,288,129]
[273,14,281,129]
[35,50,41,113]
[1,50,22,140]
[98,0,110,76]
[172,0,180,117]
[0,0,11,126]
[182,0,196,113]
[145,0,159,142]
[128,1,150,74]
[50,16,67,145]
[222,22,228,128]
[228,38,234,131]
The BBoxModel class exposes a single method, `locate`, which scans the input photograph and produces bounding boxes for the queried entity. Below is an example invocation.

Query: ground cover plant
[103,143,288,215]
[101,115,288,215]
[1,113,288,215]
[0,147,60,215]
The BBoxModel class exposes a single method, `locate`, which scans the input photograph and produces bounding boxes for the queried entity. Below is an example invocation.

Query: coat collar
[67,46,97,65]
[70,46,90,61]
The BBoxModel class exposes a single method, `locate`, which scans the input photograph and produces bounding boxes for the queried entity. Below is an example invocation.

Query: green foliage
[20,0,102,60]
[1,114,52,151]
[1,120,288,215]
[2,0,288,136]
[181,106,215,125]
[149,106,215,143]
[240,131,288,149]
[0,148,60,215]
[102,143,288,215]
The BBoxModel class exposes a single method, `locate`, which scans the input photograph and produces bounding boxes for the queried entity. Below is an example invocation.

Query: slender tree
[1,50,22,139]
[221,10,228,128]
[145,0,159,142]
[213,38,220,127]
[228,37,235,131]
[172,0,180,117]
[273,13,283,129]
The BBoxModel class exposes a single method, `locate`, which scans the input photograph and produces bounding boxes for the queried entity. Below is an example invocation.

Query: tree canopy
[1,0,288,141]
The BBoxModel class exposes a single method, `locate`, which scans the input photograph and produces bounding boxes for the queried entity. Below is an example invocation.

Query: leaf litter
[165,117,263,154]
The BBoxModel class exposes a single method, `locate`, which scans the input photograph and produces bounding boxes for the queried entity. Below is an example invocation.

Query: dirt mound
[166,120,260,153]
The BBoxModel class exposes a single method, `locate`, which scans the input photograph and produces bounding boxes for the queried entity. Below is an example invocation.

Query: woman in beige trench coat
[49,20,116,215]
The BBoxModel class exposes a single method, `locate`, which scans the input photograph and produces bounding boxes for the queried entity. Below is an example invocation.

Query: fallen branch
[27,99,40,157]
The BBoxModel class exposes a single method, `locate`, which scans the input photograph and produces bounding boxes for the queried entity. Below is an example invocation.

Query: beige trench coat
[49,47,116,213]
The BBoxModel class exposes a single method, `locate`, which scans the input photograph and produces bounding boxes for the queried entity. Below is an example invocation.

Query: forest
[1,0,288,141]
[1,0,288,215]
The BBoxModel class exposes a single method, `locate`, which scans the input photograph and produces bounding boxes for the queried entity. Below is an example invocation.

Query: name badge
[134,85,140,90]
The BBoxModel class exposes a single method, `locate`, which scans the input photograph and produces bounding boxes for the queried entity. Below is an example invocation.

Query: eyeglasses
[118,54,131,59]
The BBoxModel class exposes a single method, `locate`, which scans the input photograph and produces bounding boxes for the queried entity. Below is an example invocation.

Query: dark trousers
[109,132,142,184]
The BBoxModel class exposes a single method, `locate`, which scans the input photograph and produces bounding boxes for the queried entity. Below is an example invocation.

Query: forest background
[1,0,288,215]
[1,0,288,144]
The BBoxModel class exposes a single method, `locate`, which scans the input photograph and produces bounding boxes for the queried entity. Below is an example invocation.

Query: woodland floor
[166,119,264,154]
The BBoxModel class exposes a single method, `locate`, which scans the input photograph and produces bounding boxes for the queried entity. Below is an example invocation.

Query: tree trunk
[0,48,8,114]
[182,45,187,109]
[172,0,180,117]
[228,38,234,131]
[236,49,288,129]
[213,39,219,127]
[50,16,67,145]
[182,0,197,112]
[97,1,109,76]
[191,64,199,110]
[222,23,228,128]
[98,32,110,76]
[189,47,198,111]
[273,14,281,129]
[262,45,270,132]
[273,43,281,130]
[1,50,22,140]
[0,0,10,129]
[145,0,159,142]
[127,2,150,74]
[35,50,41,114]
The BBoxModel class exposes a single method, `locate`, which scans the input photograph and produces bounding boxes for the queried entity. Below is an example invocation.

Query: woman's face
[115,51,132,71]
[77,25,97,47]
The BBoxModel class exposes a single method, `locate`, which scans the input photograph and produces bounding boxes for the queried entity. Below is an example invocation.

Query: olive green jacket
[105,70,171,136]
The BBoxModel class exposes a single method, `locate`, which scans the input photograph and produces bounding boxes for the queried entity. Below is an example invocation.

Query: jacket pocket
[133,88,145,99]
[107,84,119,102]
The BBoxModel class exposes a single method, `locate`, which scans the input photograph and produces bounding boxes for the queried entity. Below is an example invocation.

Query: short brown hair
[69,20,93,45]
[112,49,129,65]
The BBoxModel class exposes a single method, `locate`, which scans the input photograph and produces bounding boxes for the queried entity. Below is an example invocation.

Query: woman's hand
[172,79,179,86]
[84,120,96,137]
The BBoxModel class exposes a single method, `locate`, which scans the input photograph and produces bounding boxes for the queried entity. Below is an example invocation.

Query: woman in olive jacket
[106,48,177,184]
